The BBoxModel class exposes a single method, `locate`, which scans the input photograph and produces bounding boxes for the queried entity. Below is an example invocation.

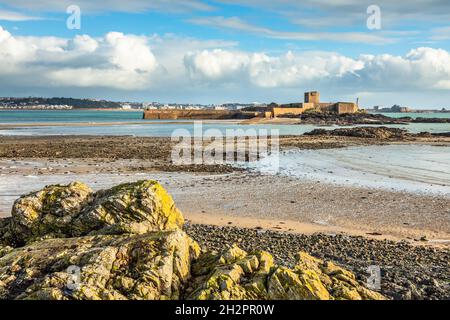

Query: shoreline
[184,212,450,246]
[1,119,449,129]
[0,156,448,245]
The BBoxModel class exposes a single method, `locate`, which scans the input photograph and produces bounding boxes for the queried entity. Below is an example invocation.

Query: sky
[0,1,450,108]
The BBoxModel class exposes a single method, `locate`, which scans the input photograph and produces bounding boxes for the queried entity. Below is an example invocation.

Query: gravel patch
[185,223,450,300]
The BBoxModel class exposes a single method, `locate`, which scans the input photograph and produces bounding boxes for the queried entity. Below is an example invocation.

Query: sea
[0,110,449,136]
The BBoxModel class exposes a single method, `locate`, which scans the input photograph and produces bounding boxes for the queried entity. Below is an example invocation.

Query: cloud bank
[0,26,450,104]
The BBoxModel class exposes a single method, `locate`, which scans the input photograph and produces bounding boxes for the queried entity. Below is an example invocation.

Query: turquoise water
[0,110,143,123]
[0,110,448,136]
[371,112,450,119]
[1,110,448,123]
[0,122,331,136]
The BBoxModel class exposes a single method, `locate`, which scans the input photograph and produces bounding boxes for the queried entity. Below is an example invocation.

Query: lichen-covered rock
[0,217,12,246]
[0,245,12,259]
[187,245,273,300]
[187,246,385,300]
[70,180,184,237]
[7,182,93,246]
[0,230,200,300]
[2,180,184,246]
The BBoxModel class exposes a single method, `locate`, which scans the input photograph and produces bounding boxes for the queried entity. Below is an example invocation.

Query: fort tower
[304,91,320,104]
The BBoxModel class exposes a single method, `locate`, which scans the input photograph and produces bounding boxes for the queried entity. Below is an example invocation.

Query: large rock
[70,180,184,237]
[6,182,93,246]
[0,230,200,300]
[187,245,385,300]
[2,180,184,246]
[0,181,385,300]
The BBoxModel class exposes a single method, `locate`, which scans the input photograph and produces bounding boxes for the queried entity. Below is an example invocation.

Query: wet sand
[1,134,449,158]
[1,158,449,244]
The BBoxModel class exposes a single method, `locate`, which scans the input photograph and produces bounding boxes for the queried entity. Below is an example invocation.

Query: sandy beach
[1,161,449,242]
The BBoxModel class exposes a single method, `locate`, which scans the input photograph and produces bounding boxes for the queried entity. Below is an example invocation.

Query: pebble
[185,223,450,300]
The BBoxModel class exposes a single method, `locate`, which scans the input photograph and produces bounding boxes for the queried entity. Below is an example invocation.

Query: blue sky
[1,0,450,108]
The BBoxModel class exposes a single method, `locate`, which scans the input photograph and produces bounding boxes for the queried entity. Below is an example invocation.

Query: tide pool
[240,144,450,196]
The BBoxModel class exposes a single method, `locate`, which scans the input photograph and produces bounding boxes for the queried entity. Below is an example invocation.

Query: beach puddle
[240,144,450,196]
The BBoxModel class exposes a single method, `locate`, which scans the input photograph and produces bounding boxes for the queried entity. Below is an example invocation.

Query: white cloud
[0,9,41,21]
[355,47,450,90]
[188,16,394,44]
[0,26,36,64]
[218,0,450,26]
[0,0,213,13]
[431,26,450,41]
[184,49,364,88]
[69,35,99,52]
[184,49,250,80]
[0,26,159,90]
[104,32,156,72]
[183,46,450,93]
[0,25,450,104]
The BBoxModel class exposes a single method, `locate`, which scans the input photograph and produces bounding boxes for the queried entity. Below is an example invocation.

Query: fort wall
[320,102,358,114]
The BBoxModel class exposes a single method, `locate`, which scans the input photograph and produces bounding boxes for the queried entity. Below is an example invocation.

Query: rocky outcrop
[2,180,184,246]
[305,127,411,140]
[299,113,408,125]
[0,230,200,300]
[411,117,450,123]
[186,245,385,300]
[0,181,385,300]
[304,126,450,140]
[4,182,93,246]
[298,112,450,125]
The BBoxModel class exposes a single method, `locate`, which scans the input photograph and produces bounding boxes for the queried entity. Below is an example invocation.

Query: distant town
[0,97,262,111]
[0,96,448,113]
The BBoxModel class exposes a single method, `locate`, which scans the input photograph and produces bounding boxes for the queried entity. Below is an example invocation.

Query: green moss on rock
[2,180,184,246]
[8,182,93,246]
[71,180,184,237]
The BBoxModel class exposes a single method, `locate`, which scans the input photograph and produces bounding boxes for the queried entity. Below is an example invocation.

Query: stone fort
[267,91,358,118]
